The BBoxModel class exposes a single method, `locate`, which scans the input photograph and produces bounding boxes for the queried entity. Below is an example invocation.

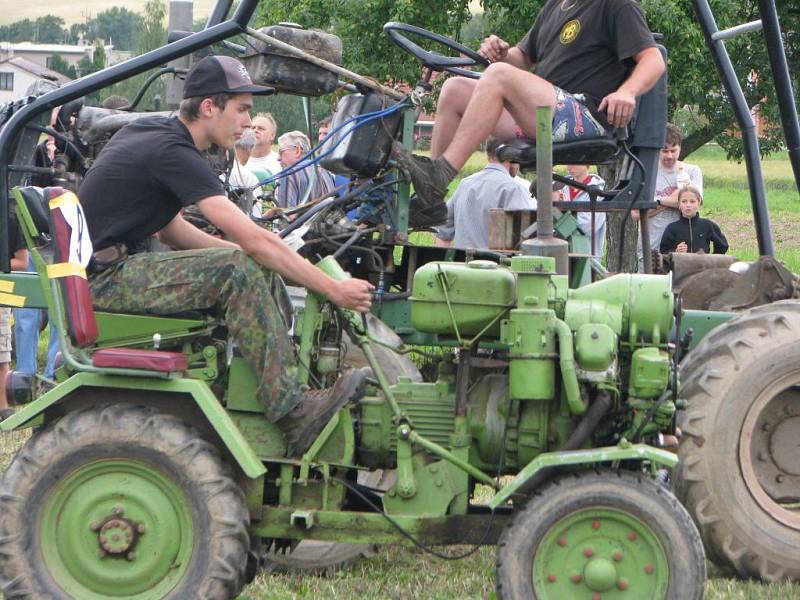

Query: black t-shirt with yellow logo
[516,0,654,124]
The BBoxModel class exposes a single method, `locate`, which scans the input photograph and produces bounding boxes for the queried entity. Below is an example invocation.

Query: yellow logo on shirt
[560,19,581,44]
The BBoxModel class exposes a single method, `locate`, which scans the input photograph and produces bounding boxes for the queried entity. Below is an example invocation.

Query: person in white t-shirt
[509,162,538,209]
[245,112,282,176]
[633,123,703,270]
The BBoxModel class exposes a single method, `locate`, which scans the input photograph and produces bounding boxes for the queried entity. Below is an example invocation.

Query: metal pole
[693,0,774,256]
[757,0,800,195]
[535,106,554,239]
[167,0,194,109]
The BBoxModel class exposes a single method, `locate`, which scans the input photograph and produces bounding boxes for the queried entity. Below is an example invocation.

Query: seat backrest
[44,186,98,347]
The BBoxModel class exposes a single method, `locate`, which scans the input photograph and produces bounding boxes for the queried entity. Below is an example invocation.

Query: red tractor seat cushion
[91,348,188,372]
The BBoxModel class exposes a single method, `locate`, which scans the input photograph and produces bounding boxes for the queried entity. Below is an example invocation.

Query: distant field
[2,0,220,27]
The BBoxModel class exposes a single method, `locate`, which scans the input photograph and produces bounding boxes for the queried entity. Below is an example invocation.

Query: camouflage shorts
[0,307,11,364]
[89,248,303,421]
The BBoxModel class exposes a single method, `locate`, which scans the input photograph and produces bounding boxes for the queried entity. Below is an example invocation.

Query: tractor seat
[496,134,620,168]
[15,186,188,374]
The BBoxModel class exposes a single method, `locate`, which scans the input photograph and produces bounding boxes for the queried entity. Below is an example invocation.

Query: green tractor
[0,0,794,597]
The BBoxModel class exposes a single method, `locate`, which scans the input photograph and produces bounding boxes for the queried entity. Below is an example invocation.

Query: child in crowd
[659,186,728,255]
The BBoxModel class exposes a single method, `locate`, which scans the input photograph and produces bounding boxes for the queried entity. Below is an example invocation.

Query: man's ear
[198,97,216,118]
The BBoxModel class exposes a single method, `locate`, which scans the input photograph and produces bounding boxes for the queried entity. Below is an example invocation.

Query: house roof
[1,42,93,55]
[0,56,72,84]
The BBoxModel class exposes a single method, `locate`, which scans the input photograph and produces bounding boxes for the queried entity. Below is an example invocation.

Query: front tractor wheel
[0,404,250,600]
[495,470,705,600]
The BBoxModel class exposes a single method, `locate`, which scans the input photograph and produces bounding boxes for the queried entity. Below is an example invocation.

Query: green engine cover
[628,347,670,398]
[410,260,515,337]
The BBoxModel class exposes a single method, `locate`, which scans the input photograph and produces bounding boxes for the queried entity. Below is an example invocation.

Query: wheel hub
[583,557,617,591]
[742,382,800,529]
[90,506,146,558]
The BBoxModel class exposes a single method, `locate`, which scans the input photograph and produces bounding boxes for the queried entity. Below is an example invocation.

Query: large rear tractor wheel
[0,404,249,599]
[495,470,705,600]
[674,300,800,582]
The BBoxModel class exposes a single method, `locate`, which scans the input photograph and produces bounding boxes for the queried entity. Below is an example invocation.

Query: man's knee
[440,76,478,108]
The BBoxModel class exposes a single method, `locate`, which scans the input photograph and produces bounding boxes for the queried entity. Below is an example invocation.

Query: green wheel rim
[40,459,194,599]
[533,507,669,599]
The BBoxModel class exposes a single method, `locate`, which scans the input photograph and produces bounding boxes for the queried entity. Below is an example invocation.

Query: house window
[0,72,13,91]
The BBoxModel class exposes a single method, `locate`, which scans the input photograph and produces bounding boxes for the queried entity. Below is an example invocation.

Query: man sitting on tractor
[393,0,666,210]
[78,55,375,455]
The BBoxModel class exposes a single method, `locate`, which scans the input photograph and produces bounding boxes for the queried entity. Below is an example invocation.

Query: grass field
[3,147,799,599]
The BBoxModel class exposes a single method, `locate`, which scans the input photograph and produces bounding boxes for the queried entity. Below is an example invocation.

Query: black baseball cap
[183,55,274,98]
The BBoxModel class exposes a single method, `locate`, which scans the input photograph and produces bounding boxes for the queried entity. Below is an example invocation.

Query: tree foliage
[0,15,68,44]
[48,54,76,79]
[255,0,798,160]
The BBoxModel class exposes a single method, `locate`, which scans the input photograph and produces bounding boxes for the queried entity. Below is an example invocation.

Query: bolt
[137,523,146,534]
[593,594,602,600]
[584,547,594,557]
[97,549,106,559]
[591,331,599,340]
[762,422,770,432]
[112,505,124,516]
[617,578,629,591]
[90,520,101,532]
[613,551,623,562]
[627,532,637,541]
[430,465,438,474]
[645,564,654,575]
[557,537,568,547]
[776,474,785,483]
[592,520,601,530]
[757,452,767,462]
[435,479,443,487]
[100,535,108,544]
[547,574,556,583]
[127,551,136,561]
[570,573,582,584]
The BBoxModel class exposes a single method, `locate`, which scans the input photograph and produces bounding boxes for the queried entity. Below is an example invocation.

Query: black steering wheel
[383,22,490,80]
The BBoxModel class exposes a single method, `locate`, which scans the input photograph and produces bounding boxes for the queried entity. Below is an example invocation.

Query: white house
[0,56,71,103]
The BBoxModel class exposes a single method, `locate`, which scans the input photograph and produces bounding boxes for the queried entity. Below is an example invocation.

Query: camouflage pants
[89,248,302,421]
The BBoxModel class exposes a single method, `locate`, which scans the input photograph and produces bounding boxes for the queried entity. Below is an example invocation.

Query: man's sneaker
[277,368,367,456]
[392,142,457,210]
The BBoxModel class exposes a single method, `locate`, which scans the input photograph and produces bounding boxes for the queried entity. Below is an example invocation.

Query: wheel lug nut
[757,452,766,461]
[761,422,770,432]
[591,520,601,530]
[97,549,106,558]
[617,578,629,590]
[776,474,785,483]
[100,535,107,544]
[570,573,582,584]
[127,551,136,561]
[137,523,146,534]
[613,551,623,562]
[112,505,124,516]
[547,574,556,583]
[583,547,594,557]
[90,520,101,532]
[645,564,654,575]
[627,532,637,541]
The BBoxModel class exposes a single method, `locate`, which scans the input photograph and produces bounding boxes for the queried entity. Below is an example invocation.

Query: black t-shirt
[517,0,655,118]
[80,116,225,250]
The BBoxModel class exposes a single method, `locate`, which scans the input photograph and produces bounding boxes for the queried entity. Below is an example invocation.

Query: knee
[481,62,516,86]
[439,76,477,109]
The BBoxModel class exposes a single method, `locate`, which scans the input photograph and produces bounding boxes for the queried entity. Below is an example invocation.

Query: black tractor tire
[674,300,800,582]
[495,469,705,600]
[0,403,250,599]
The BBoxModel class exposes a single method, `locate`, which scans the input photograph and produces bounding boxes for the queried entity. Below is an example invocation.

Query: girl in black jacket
[659,186,728,254]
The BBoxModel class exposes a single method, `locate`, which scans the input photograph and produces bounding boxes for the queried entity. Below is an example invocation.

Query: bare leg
[431,75,520,159]
[440,63,556,171]
[0,363,9,411]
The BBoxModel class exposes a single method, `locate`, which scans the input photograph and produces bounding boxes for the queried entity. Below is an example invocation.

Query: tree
[95,7,144,51]
[48,54,77,80]
[34,15,68,43]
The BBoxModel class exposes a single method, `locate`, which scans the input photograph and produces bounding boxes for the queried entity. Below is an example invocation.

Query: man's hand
[479,35,510,63]
[675,241,688,253]
[598,89,637,129]
[328,278,375,313]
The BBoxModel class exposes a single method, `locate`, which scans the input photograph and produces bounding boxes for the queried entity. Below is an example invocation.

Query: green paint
[1,372,266,478]
[40,459,193,599]
[680,309,734,351]
[489,444,678,509]
[628,347,670,399]
[533,507,669,598]
[225,357,261,412]
[94,312,210,347]
[0,272,47,308]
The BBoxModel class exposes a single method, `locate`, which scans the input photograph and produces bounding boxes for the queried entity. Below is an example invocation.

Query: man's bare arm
[197,195,373,312]
[158,207,239,250]
[598,47,665,129]
[479,35,532,70]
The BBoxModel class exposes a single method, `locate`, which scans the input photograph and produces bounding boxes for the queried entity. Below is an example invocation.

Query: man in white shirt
[224,128,262,218]
[633,123,703,269]
[555,164,606,257]
[245,113,282,176]
[436,137,535,249]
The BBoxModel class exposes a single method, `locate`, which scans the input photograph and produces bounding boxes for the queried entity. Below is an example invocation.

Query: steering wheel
[383,22,490,80]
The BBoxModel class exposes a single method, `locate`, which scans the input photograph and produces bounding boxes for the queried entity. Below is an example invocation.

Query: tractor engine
[358,256,675,472]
